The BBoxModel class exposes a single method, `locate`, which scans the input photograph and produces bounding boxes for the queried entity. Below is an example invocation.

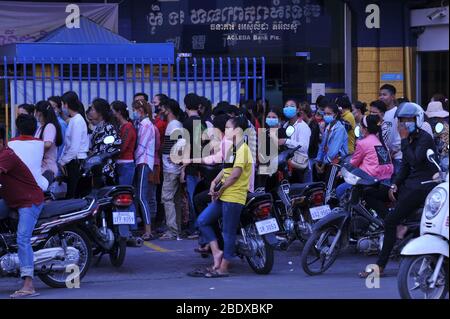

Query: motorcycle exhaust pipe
[127,236,143,247]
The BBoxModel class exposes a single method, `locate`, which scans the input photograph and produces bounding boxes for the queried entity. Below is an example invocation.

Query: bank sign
[131,0,330,56]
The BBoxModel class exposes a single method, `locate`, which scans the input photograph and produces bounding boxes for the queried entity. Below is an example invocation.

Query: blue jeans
[117,162,135,185]
[0,200,43,279]
[135,164,151,226]
[18,204,43,278]
[196,200,244,260]
[186,174,200,232]
[336,182,352,199]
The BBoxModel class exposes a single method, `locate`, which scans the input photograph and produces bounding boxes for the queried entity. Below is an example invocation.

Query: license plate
[255,218,280,235]
[309,205,332,221]
[112,212,135,225]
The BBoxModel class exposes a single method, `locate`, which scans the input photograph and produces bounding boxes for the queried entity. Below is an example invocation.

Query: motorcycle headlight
[341,167,361,185]
[424,187,447,220]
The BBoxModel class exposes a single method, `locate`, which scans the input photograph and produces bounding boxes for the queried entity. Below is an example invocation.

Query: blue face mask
[265,117,279,127]
[283,106,297,119]
[404,122,416,133]
[324,115,334,124]
[62,107,70,118]
[132,111,140,121]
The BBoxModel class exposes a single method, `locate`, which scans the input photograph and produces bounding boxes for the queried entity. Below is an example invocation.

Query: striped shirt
[135,117,155,170]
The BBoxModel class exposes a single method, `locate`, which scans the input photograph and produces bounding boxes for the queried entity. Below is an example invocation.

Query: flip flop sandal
[204,270,230,278]
[10,290,40,299]
[187,268,208,277]
[358,268,385,279]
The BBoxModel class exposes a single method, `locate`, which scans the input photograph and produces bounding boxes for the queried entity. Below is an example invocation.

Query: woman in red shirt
[112,101,137,186]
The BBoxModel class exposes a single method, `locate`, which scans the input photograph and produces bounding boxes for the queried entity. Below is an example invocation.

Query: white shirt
[284,119,311,156]
[8,137,49,191]
[162,120,184,174]
[59,113,89,166]
[383,107,402,160]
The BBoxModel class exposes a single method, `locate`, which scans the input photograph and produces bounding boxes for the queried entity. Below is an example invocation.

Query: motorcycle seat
[289,182,324,197]
[40,199,90,220]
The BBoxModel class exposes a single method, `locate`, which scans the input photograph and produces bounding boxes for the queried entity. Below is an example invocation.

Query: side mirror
[354,126,361,138]
[426,149,435,162]
[103,136,115,145]
[435,122,444,134]
[285,125,295,138]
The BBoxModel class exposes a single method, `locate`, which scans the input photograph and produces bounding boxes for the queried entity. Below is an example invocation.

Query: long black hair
[61,91,89,128]
[47,96,62,111]
[91,98,114,124]
[362,114,388,150]
[35,100,63,147]
[163,98,182,119]
[111,101,130,122]
[18,103,35,115]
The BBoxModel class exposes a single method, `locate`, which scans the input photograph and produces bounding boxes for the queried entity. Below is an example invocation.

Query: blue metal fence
[1,56,265,134]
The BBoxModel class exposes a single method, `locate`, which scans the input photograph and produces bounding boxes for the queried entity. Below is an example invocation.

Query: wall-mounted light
[427,7,447,21]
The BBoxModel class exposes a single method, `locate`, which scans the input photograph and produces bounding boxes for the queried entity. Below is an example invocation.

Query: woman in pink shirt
[336,115,394,199]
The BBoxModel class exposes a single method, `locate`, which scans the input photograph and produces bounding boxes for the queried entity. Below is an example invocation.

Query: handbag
[289,151,309,170]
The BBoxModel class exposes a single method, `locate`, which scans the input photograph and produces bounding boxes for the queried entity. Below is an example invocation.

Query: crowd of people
[1,83,449,293]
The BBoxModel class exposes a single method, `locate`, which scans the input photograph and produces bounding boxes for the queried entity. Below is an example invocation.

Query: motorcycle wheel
[109,237,127,267]
[398,255,449,299]
[38,227,92,288]
[244,225,274,275]
[301,226,341,276]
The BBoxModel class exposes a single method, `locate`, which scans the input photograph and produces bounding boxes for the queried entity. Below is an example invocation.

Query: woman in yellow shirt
[196,115,253,278]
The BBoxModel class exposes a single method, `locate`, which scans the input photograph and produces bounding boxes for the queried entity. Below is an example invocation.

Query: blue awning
[0,16,174,64]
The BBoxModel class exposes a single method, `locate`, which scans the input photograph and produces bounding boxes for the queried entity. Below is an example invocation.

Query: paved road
[0,239,422,299]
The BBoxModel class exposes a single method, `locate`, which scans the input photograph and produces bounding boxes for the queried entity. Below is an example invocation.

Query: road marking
[144,242,173,253]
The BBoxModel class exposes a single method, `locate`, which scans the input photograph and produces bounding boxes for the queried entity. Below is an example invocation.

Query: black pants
[376,186,432,268]
[289,168,306,184]
[364,184,390,220]
[65,159,81,199]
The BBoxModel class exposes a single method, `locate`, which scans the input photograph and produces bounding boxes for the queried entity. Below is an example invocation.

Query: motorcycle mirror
[435,122,444,134]
[354,126,361,138]
[426,149,435,162]
[103,136,115,145]
[285,126,295,138]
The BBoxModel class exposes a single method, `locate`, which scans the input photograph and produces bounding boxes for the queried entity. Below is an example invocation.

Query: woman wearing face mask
[259,107,284,188]
[48,96,67,160]
[132,99,156,241]
[89,98,122,189]
[279,99,311,183]
[111,101,137,187]
[58,91,90,199]
[315,104,348,184]
[359,102,438,278]
[34,101,64,185]
[335,115,394,199]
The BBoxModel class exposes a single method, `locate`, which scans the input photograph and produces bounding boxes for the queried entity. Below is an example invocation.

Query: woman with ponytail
[89,98,122,188]
[335,114,394,199]
[59,91,90,198]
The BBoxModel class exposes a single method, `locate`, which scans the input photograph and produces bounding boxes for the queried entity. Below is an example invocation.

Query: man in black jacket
[360,103,438,278]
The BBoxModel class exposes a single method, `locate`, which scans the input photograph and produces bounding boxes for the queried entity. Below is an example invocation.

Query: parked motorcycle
[0,188,95,288]
[192,161,277,273]
[300,159,421,276]
[258,144,327,249]
[77,136,136,267]
[397,148,449,299]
